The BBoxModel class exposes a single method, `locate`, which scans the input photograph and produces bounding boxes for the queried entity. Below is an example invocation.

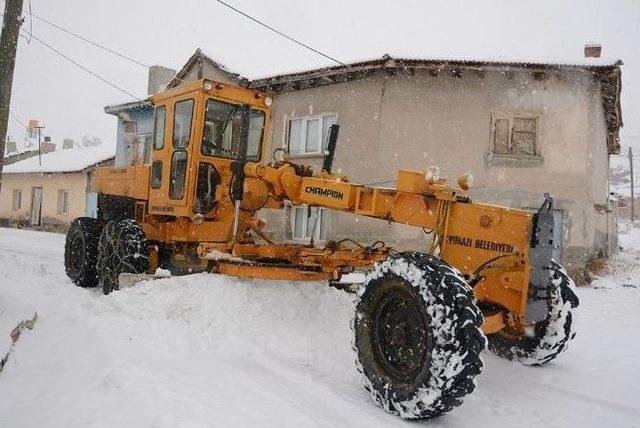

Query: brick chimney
[41,136,56,154]
[147,65,176,95]
[5,139,17,155]
[584,43,602,58]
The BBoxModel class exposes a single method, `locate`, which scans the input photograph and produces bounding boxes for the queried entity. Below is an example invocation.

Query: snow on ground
[0,226,639,427]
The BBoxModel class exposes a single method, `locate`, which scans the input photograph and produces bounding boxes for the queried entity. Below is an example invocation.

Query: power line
[1,0,149,68]
[28,9,150,68]
[24,0,32,43]
[15,27,143,100]
[212,0,346,66]
[6,0,344,69]
[9,111,28,129]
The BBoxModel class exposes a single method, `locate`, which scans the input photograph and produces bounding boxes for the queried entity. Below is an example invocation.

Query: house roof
[4,144,33,159]
[2,144,115,174]
[105,50,624,154]
[248,54,622,89]
[166,48,247,89]
[248,55,623,154]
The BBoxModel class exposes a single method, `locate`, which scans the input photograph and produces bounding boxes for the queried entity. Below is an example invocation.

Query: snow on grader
[64,79,579,419]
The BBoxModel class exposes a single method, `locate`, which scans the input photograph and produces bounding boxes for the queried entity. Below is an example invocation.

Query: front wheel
[65,217,102,288]
[97,219,149,295]
[488,262,579,366]
[353,253,486,419]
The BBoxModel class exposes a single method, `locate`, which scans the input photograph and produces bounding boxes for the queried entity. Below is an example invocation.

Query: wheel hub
[372,288,430,382]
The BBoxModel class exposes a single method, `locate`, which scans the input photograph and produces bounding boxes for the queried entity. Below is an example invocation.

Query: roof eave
[249,57,623,91]
[104,100,152,116]
[166,48,250,90]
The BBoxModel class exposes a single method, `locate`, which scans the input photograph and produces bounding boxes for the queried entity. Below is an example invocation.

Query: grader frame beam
[179,159,534,325]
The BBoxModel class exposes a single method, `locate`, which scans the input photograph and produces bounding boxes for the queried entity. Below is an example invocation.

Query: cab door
[148,96,197,216]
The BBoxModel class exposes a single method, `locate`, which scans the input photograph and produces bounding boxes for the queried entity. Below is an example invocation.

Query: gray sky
[6,0,640,150]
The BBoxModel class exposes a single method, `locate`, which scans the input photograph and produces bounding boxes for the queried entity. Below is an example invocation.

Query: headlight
[425,166,440,184]
[203,80,213,91]
[458,173,473,190]
[264,96,273,107]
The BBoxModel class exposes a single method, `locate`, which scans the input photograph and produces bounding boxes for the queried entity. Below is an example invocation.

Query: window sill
[485,152,544,167]
[287,153,325,159]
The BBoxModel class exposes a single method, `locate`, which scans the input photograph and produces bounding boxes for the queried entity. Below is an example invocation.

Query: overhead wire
[212,0,346,66]
[0,7,144,100]
[2,1,349,100]
[9,111,28,129]
[21,0,32,43]
[4,0,346,70]
[19,29,143,100]
[27,8,149,68]
[0,0,149,68]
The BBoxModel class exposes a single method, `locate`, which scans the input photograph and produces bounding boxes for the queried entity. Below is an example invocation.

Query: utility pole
[35,124,44,165]
[0,0,25,195]
[629,147,635,222]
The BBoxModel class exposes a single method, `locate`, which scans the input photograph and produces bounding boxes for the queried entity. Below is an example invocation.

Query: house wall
[114,107,154,166]
[262,68,611,271]
[0,172,91,226]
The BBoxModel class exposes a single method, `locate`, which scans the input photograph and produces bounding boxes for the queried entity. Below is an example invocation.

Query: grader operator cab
[64,78,579,419]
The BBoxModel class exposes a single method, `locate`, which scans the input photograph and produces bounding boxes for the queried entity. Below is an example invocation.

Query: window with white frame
[287,114,337,156]
[291,205,327,242]
[11,189,22,211]
[57,189,70,214]
[491,111,540,156]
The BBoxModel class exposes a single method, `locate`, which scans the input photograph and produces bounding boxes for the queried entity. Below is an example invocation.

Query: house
[105,49,623,276]
[4,139,56,166]
[4,120,56,166]
[104,66,176,166]
[0,144,115,228]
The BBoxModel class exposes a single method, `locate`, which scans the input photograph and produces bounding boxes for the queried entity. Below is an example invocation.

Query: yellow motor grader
[64,78,578,419]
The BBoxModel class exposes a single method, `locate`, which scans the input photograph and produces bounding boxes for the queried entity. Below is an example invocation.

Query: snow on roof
[3,143,115,174]
[4,146,32,159]
[248,54,622,83]
[4,139,40,159]
[111,50,620,107]
[204,50,622,82]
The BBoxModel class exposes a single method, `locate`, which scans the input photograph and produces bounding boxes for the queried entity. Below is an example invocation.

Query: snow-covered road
[1,227,639,428]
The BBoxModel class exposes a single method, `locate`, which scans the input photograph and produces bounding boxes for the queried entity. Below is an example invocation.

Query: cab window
[201,99,265,161]
[169,151,188,199]
[152,106,166,150]
[173,99,194,149]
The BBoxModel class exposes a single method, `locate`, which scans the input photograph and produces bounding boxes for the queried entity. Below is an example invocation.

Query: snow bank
[100,273,358,380]
[1,227,639,427]
[0,294,37,370]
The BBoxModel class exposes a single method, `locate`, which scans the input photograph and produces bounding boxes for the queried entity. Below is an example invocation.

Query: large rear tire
[487,262,579,366]
[353,252,486,419]
[64,217,102,288]
[97,219,149,295]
